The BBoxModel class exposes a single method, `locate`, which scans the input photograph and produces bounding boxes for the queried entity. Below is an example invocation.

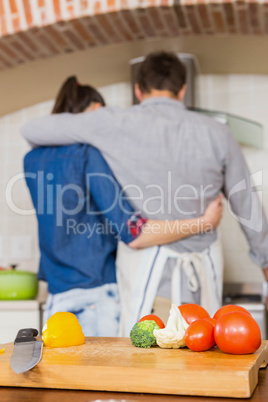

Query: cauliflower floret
[153,304,189,348]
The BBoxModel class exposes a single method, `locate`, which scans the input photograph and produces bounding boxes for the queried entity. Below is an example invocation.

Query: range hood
[130,55,263,149]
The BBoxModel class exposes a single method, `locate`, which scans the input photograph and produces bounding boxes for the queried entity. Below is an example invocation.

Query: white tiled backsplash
[0,77,268,284]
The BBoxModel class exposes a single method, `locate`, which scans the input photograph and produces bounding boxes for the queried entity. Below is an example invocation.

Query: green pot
[0,271,38,300]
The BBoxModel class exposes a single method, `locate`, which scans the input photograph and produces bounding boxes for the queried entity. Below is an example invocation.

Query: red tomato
[214,312,261,355]
[139,314,165,329]
[213,304,251,320]
[184,319,215,352]
[204,317,217,327]
[178,304,210,325]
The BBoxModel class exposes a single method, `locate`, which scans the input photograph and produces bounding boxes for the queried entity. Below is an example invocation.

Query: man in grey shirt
[22,51,268,317]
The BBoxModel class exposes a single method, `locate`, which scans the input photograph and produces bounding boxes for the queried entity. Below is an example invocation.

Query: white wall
[196,75,268,283]
[0,77,268,284]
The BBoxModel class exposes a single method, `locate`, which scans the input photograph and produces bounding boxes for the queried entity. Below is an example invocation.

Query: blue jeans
[43,283,120,336]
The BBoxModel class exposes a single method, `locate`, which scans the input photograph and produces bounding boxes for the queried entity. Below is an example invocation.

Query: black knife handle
[14,328,39,344]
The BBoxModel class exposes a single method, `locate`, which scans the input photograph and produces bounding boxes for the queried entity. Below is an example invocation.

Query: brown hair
[136,51,186,96]
[52,76,105,114]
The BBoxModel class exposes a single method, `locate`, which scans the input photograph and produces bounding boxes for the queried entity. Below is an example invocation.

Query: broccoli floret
[130,320,160,348]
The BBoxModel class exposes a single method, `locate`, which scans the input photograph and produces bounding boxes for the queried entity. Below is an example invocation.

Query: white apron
[116,238,223,337]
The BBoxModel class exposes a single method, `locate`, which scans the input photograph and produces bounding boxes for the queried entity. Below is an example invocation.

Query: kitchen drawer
[0,308,40,344]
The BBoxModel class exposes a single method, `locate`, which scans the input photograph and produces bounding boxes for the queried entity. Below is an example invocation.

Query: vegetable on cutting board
[204,317,217,327]
[153,304,189,349]
[139,314,165,329]
[178,303,210,324]
[184,319,215,352]
[213,304,251,320]
[42,312,85,348]
[214,311,262,355]
[130,303,262,355]
[130,320,160,348]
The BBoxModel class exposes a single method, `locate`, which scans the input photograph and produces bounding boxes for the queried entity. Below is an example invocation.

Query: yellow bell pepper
[42,312,85,348]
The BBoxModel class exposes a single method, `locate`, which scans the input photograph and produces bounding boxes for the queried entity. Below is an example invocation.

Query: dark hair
[136,51,186,96]
[52,76,105,114]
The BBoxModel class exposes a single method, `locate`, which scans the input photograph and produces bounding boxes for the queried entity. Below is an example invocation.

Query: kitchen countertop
[0,300,40,310]
[0,368,267,402]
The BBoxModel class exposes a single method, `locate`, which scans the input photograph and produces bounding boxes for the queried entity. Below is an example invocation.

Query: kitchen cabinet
[191,108,264,149]
[0,301,40,344]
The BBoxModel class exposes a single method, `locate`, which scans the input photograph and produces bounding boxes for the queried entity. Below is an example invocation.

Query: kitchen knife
[10,328,43,374]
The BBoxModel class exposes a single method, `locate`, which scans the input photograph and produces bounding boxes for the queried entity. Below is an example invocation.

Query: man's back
[95,98,228,253]
[101,97,227,218]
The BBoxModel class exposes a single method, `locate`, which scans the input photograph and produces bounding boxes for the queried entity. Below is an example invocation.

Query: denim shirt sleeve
[86,147,142,244]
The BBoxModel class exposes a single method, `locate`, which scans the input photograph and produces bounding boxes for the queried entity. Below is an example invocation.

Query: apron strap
[171,253,201,306]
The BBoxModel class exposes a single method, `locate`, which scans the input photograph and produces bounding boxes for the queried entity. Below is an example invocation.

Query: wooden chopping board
[0,337,267,398]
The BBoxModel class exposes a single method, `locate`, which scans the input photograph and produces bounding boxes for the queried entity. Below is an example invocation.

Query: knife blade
[10,328,43,374]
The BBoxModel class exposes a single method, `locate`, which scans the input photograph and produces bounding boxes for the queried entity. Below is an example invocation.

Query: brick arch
[0,0,267,70]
